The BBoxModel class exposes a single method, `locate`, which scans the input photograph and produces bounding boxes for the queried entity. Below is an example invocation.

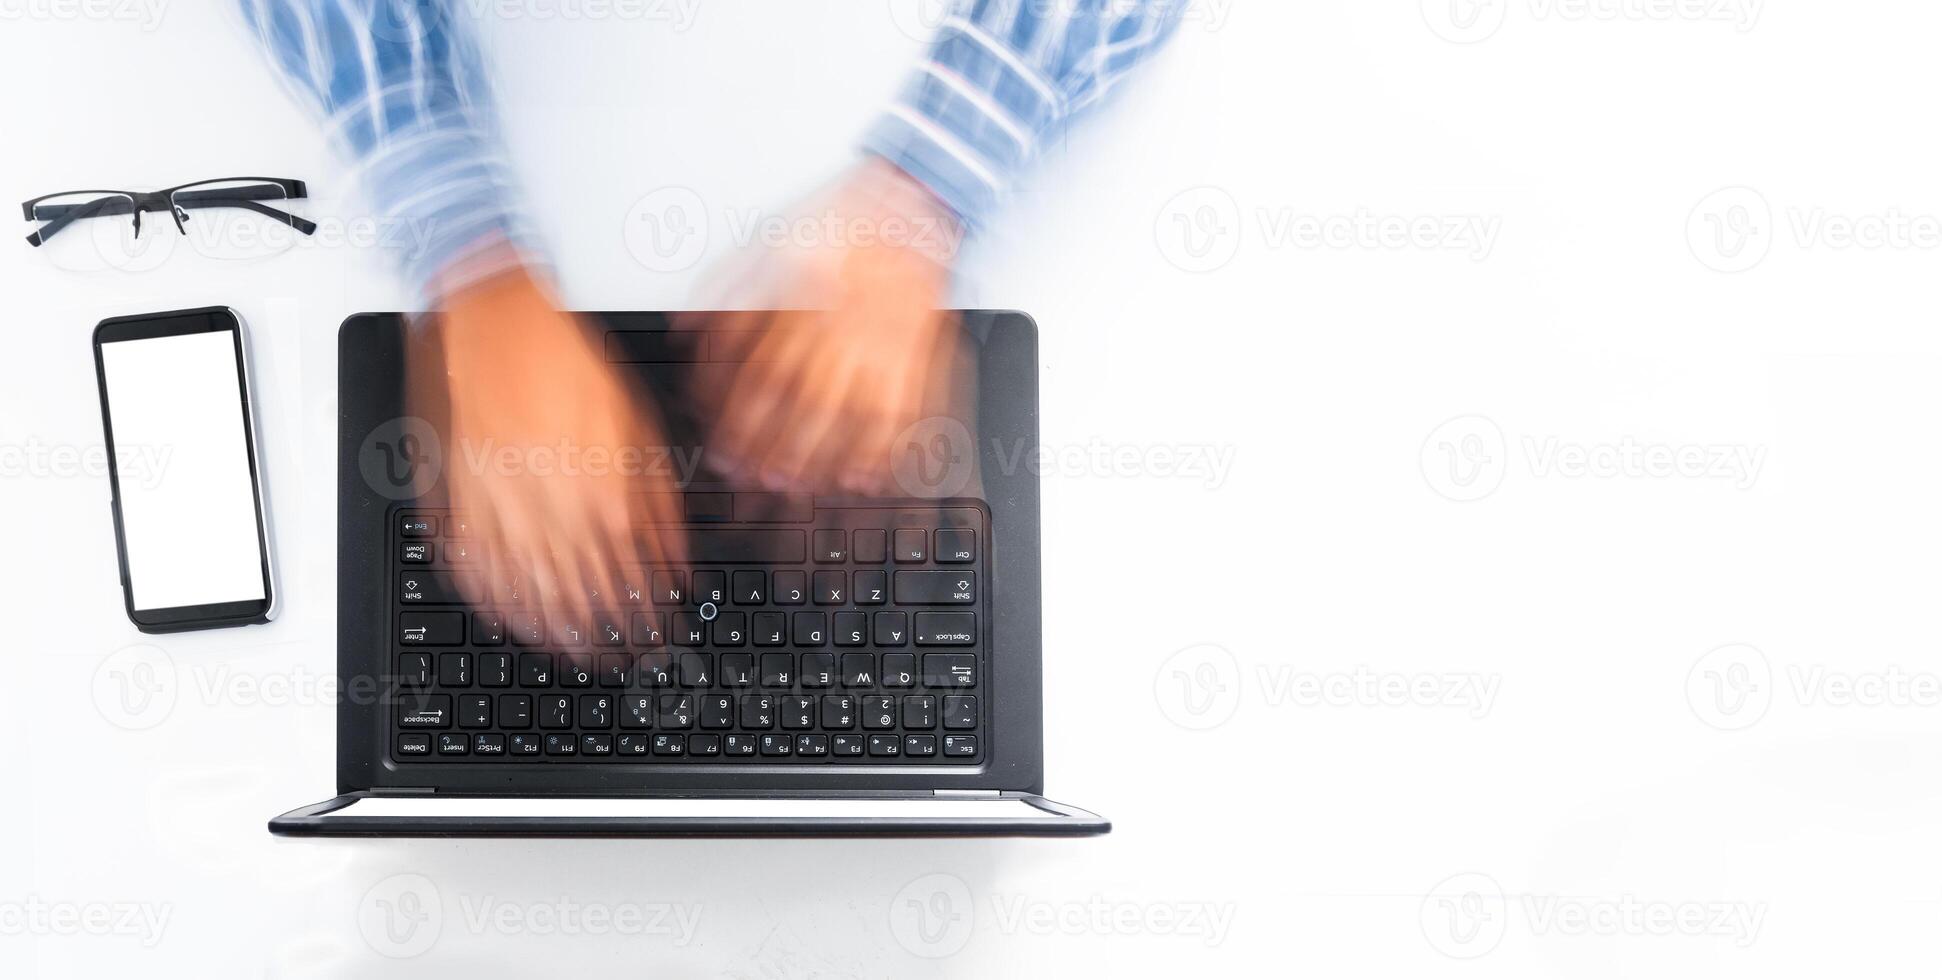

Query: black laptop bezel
[333,311,1046,798]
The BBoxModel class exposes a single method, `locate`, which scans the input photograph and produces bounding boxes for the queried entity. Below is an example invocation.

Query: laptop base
[269,792,1109,837]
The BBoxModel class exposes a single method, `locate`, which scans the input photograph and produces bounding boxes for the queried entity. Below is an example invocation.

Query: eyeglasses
[22,177,317,267]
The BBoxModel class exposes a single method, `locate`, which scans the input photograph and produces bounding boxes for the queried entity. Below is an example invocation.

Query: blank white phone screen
[100,329,265,611]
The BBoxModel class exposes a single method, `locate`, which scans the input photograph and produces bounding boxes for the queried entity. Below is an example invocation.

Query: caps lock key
[913,612,976,645]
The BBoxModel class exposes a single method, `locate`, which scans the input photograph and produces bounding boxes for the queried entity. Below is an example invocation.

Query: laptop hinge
[932,789,1003,797]
[371,787,437,795]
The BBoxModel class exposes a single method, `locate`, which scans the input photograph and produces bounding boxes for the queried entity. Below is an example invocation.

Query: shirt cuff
[862,25,1067,231]
[350,116,543,300]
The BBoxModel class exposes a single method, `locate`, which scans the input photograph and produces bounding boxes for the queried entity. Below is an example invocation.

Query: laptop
[269,310,1109,836]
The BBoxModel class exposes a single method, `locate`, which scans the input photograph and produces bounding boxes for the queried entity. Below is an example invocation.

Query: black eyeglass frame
[21,177,317,247]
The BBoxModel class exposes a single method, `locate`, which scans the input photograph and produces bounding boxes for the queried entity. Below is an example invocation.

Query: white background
[4,0,1942,977]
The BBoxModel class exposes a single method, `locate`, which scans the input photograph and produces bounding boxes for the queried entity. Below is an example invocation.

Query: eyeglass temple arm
[23,196,134,247]
[172,195,319,236]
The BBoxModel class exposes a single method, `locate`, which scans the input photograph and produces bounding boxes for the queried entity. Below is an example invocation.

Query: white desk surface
[4,2,1941,977]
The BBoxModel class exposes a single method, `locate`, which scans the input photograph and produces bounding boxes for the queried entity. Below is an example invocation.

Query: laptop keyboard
[389,498,986,765]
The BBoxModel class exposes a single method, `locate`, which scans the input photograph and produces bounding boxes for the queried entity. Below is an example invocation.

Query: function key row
[399,569,976,609]
[401,522,975,568]
[403,495,816,537]
[399,731,979,759]
[399,609,977,648]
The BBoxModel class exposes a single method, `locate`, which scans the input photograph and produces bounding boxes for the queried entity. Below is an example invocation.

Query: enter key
[895,571,977,605]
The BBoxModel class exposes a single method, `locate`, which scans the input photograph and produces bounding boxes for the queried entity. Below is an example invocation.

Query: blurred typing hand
[693,158,965,496]
[413,265,686,636]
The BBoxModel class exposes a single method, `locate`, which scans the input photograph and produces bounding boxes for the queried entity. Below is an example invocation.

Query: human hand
[692,157,966,495]
[413,264,686,638]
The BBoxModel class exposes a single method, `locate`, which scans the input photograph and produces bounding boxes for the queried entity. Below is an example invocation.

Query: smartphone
[93,307,276,632]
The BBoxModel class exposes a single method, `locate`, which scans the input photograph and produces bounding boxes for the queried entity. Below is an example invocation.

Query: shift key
[399,572,462,604]
[896,571,976,605]
[914,612,976,645]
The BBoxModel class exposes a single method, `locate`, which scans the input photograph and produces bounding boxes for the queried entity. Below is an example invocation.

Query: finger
[630,471,687,573]
[499,482,570,638]
[840,308,938,496]
[452,475,511,611]
[754,340,849,487]
[541,492,599,636]
[915,311,983,499]
[844,399,906,497]
[594,478,645,610]
[732,319,830,490]
[576,493,624,622]
[572,521,622,644]
[683,310,763,482]
[702,307,768,362]
[690,236,783,311]
[770,333,866,492]
[713,354,801,487]
[705,313,784,481]
[609,494,654,610]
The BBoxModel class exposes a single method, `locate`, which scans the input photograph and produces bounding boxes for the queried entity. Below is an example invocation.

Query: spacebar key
[672,528,806,564]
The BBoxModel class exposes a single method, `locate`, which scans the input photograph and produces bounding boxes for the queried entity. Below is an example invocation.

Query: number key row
[398,652,979,690]
[398,693,979,732]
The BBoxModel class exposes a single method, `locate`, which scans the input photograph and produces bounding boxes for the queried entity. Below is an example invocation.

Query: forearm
[863,0,1189,230]
[238,0,539,296]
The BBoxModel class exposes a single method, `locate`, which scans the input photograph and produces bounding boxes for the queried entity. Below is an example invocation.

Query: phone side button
[110,499,129,588]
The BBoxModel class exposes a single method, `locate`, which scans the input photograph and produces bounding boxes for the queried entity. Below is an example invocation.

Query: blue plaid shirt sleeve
[238,0,538,295]
[864,0,1189,230]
